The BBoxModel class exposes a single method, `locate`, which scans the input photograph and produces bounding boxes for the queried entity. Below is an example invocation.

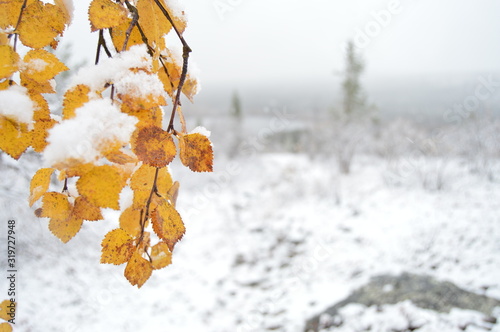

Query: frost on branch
[0,0,213,288]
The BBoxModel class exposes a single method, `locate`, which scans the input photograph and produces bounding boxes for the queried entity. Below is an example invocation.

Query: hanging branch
[151,0,192,133]
[95,29,112,65]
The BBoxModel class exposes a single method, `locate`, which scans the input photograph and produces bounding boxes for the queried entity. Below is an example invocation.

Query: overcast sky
[65,0,500,87]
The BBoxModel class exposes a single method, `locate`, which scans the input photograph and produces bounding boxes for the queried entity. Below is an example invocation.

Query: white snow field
[1,147,500,331]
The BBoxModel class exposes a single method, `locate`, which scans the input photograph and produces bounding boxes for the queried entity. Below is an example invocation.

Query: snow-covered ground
[1,151,500,331]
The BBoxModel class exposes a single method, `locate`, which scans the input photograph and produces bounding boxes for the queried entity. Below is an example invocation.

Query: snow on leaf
[49,212,83,243]
[22,49,68,82]
[29,167,54,207]
[110,18,143,52]
[76,165,125,210]
[44,99,138,167]
[17,0,67,49]
[101,228,135,265]
[88,0,128,32]
[132,126,176,168]
[117,70,167,111]
[179,132,213,172]
[151,241,172,270]
[0,85,35,123]
[151,199,185,251]
[0,299,14,321]
[124,250,153,288]
[0,45,19,79]
[0,322,12,332]
[62,84,90,120]
[39,192,72,220]
[73,196,103,221]
[0,116,31,160]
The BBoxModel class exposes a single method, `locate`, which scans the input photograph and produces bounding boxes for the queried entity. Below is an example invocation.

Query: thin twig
[137,167,160,247]
[95,30,112,65]
[167,46,189,132]
[121,1,139,52]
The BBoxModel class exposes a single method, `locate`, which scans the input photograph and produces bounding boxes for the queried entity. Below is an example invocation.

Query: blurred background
[1,0,500,331]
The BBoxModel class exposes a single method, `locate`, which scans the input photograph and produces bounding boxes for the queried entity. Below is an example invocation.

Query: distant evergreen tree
[342,41,365,115]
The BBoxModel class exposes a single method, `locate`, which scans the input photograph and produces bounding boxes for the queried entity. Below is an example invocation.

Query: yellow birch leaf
[0,116,31,160]
[17,1,67,49]
[130,164,172,208]
[0,0,26,28]
[151,241,172,270]
[121,104,163,128]
[110,18,143,52]
[132,126,176,168]
[49,212,83,243]
[0,45,19,79]
[101,228,135,265]
[20,72,55,94]
[130,163,173,193]
[76,165,125,210]
[22,49,68,82]
[136,0,171,53]
[54,0,72,24]
[30,93,51,120]
[31,118,57,152]
[0,299,14,321]
[88,0,128,32]
[57,162,94,180]
[118,89,166,112]
[39,192,72,220]
[62,84,91,119]
[0,322,12,332]
[29,168,54,207]
[124,250,153,288]
[73,196,103,221]
[119,206,142,237]
[103,146,137,165]
[0,33,7,46]
[179,133,213,172]
[151,199,185,251]
[182,74,199,103]
[167,181,179,207]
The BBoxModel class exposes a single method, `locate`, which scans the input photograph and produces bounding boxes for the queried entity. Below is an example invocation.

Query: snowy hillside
[1,149,499,331]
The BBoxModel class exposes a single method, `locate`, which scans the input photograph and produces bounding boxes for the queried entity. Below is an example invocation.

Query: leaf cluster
[0,0,213,287]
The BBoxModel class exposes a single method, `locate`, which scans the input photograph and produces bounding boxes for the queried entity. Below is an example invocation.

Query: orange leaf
[22,49,68,82]
[29,168,54,207]
[39,192,72,220]
[151,199,185,251]
[0,116,31,160]
[0,45,19,79]
[179,132,213,172]
[73,196,103,221]
[119,206,142,237]
[76,165,125,210]
[136,0,172,54]
[101,228,135,265]
[0,299,14,321]
[130,164,173,208]
[132,126,176,168]
[17,1,67,49]
[88,0,128,32]
[124,250,153,288]
[49,212,83,243]
[151,241,172,270]
[103,146,137,165]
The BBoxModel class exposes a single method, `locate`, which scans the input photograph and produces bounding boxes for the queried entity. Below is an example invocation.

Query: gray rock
[304,273,500,332]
